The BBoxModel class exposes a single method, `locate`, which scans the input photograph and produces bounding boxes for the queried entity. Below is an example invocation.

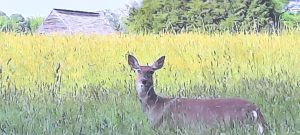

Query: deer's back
[162,97,258,127]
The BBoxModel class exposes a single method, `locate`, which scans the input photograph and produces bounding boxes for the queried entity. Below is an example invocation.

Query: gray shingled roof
[37,8,116,34]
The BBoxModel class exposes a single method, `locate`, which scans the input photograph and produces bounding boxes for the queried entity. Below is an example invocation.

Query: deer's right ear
[128,55,140,70]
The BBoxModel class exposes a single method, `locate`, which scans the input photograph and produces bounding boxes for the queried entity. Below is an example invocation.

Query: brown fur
[128,55,267,134]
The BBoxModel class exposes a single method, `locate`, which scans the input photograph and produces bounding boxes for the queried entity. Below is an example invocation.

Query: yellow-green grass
[0,33,299,134]
[1,33,300,91]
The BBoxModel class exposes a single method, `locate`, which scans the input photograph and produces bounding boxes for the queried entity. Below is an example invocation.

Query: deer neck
[136,83,159,112]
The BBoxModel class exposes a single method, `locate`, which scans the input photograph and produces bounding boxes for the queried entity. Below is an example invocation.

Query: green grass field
[0,33,299,134]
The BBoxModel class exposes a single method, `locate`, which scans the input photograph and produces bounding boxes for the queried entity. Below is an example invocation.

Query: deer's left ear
[151,56,165,70]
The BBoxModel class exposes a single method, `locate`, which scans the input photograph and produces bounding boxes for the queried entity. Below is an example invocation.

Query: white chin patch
[136,83,144,94]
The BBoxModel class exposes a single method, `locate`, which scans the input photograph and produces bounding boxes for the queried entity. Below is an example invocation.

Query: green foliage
[272,0,300,29]
[10,14,25,23]
[126,0,277,33]
[27,17,44,32]
[273,0,288,12]
[0,11,44,34]
[281,13,300,28]
[0,16,18,32]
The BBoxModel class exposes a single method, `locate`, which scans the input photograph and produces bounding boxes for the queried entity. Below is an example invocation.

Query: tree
[0,13,43,34]
[126,0,279,33]
[27,17,44,33]
[273,0,300,29]
[101,9,128,32]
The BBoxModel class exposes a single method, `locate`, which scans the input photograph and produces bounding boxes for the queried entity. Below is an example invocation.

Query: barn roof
[37,8,116,34]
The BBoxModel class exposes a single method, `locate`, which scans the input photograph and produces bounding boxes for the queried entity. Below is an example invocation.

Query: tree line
[0,11,43,34]
[1,0,300,34]
[125,0,300,34]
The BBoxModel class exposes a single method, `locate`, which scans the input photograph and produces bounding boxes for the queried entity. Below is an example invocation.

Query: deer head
[128,55,165,96]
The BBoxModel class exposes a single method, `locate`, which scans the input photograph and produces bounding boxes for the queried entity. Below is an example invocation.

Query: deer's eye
[137,69,142,73]
[148,71,154,74]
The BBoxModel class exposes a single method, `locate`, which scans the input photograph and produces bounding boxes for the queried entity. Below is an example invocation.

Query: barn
[37,8,116,34]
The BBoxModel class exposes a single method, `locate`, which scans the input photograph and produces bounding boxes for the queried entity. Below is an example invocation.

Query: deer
[128,54,267,134]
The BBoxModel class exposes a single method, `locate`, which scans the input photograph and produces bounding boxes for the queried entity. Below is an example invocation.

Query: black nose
[142,80,147,85]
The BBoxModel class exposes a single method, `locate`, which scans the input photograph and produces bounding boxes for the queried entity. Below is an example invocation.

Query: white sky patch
[0,0,135,17]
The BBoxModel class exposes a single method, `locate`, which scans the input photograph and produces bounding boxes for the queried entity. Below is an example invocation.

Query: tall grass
[0,32,299,134]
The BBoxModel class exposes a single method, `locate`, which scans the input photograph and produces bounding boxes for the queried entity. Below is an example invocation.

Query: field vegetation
[0,32,300,134]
